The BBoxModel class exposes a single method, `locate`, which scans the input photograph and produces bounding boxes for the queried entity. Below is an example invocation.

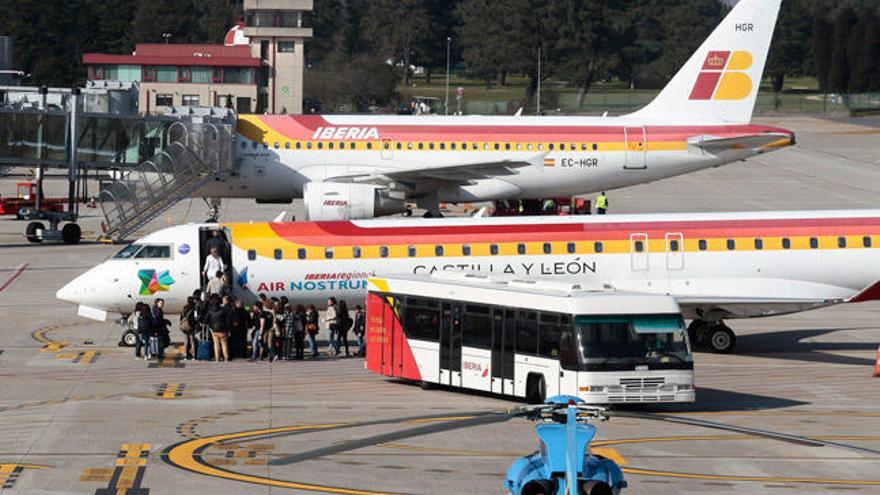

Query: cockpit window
[113,244,142,259]
[133,245,171,259]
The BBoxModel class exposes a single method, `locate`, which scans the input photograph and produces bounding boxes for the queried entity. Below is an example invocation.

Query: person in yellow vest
[595,192,608,215]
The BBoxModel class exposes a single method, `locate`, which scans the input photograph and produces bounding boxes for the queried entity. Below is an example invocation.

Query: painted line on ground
[0,263,28,293]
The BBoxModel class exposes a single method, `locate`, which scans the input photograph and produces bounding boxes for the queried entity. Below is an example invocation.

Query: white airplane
[58,209,880,353]
[196,0,792,220]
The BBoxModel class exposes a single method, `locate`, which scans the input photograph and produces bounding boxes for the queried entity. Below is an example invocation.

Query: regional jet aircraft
[199,0,792,220]
[58,210,880,353]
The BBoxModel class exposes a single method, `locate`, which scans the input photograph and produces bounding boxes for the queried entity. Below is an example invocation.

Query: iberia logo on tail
[689,50,753,101]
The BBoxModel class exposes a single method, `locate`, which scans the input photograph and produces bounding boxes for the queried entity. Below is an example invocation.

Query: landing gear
[687,320,737,354]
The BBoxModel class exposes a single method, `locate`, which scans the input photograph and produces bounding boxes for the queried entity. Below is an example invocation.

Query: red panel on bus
[365,292,422,381]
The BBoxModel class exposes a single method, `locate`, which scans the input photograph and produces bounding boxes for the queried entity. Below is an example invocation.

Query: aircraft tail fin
[630,0,782,124]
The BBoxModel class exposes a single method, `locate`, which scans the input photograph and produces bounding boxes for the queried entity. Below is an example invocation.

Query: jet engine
[302,182,407,221]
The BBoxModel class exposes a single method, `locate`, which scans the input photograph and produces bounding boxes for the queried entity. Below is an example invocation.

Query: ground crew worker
[596,192,608,215]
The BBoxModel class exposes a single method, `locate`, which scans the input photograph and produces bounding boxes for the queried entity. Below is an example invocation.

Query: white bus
[365,272,695,404]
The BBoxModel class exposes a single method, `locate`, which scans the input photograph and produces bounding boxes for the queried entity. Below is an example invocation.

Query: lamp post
[445,36,452,116]
[162,32,172,44]
[536,44,542,116]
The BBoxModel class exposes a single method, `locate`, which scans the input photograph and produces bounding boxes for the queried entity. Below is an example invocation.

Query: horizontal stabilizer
[848,281,880,303]
[691,132,794,153]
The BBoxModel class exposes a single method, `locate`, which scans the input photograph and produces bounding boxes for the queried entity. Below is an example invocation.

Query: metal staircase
[98,116,235,241]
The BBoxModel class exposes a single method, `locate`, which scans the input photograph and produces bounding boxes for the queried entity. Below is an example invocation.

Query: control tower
[243,0,313,114]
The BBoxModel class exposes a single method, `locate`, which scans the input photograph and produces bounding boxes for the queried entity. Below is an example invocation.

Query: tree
[766,0,813,92]
[828,7,856,94]
[456,0,522,86]
[200,0,241,44]
[361,0,430,86]
[132,0,202,44]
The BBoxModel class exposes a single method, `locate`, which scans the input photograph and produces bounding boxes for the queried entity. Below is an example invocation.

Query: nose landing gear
[687,320,737,354]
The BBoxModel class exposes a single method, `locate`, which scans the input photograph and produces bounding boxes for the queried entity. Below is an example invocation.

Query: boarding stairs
[98,116,235,242]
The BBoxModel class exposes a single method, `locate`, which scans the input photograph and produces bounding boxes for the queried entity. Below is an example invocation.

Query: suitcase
[148,336,160,357]
[196,335,212,361]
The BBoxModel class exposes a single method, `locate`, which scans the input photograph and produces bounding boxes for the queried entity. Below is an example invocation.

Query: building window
[141,66,156,82]
[177,66,191,82]
[182,95,199,106]
[284,142,291,150]
[212,67,223,83]
[155,65,177,82]
[155,94,173,107]
[191,67,212,83]
[223,67,254,84]
[278,41,295,53]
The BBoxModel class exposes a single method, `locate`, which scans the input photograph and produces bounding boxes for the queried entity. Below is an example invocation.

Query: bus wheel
[419,381,435,390]
[526,375,546,404]
[707,324,736,354]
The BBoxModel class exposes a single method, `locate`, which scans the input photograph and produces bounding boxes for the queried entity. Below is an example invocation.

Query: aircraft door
[630,233,649,271]
[624,126,647,170]
[490,308,515,395]
[666,232,684,270]
[381,138,394,160]
[439,302,463,387]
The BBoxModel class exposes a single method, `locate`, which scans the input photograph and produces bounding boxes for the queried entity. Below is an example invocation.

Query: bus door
[439,302,463,387]
[491,308,515,395]
[630,233,649,271]
[666,232,684,270]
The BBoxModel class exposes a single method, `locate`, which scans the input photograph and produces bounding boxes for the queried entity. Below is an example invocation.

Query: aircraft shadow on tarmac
[729,327,878,367]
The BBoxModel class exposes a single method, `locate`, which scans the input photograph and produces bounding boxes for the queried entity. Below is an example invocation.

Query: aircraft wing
[325,157,541,188]
[691,132,793,153]
[676,296,842,319]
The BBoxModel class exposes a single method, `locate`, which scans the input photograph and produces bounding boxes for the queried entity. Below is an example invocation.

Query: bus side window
[515,311,538,355]
[538,313,560,358]
[559,327,578,370]
[403,297,440,341]
[462,305,491,349]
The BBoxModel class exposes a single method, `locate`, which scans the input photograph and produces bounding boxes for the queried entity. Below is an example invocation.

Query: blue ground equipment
[505,396,626,495]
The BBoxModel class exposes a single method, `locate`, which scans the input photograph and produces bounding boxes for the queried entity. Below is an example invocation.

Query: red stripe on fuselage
[264,217,880,247]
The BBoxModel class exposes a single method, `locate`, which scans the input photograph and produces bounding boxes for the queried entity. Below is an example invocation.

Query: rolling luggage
[148,336,160,357]
[196,328,212,361]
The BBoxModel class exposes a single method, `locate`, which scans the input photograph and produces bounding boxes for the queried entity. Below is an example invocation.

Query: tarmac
[0,116,879,494]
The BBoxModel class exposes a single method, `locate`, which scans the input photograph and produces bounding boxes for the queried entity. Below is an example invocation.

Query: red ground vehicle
[0,183,66,218]
[493,197,591,216]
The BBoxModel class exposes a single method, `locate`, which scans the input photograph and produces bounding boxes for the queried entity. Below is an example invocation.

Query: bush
[305,55,398,113]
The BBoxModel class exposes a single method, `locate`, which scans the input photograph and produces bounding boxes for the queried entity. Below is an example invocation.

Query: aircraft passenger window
[838,237,847,248]
[328,142,334,150]
[113,244,142,259]
[429,143,434,150]
[407,246,416,257]
[383,142,390,149]
[490,244,499,255]
[594,241,603,253]
[810,237,819,249]
[567,242,576,254]
[669,240,680,252]
[248,249,256,261]
[296,142,302,149]
[251,141,258,149]
[325,248,334,259]
[440,143,445,150]
[698,240,707,251]
[559,143,565,150]
[407,143,413,150]
[462,244,471,256]
[864,236,872,248]
[543,243,552,254]
[418,143,424,150]
[353,246,362,258]
[592,144,598,151]
[397,143,402,150]
[570,143,576,150]
[726,239,736,250]
[634,240,644,253]
[450,143,456,150]
[435,245,444,256]
[284,142,290,149]
[307,142,312,149]
[581,143,587,151]
[380,246,389,258]
[517,243,526,255]
[297,248,306,260]
[549,144,555,150]
[274,249,283,260]
[274,142,279,149]
[754,239,763,250]
[504,143,511,150]
[240,141,246,149]
[367,142,373,150]
[516,143,522,150]
[263,143,268,149]
[782,238,791,249]
[494,143,500,150]
[527,143,533,150]
[538,144,544,150]
[134,245,171,259]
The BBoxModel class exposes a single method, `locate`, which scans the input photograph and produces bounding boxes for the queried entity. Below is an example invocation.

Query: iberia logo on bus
[689,50,753,101]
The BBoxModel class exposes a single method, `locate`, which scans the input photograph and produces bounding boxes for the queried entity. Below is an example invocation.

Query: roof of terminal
[83,43,260,68]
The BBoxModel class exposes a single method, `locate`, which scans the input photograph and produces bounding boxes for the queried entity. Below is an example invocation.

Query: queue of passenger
[132,292,366,362]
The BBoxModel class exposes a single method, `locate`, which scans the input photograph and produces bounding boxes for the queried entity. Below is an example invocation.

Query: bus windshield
[574,315,691,371]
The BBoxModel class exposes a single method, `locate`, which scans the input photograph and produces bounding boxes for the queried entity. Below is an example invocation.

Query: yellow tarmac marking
[0,463,48,490]
[157,383,185,399]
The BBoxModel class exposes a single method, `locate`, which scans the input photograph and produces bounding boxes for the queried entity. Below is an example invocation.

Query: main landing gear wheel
[688,320,737,354]
[25,221,44,243]
[120,330,138,347]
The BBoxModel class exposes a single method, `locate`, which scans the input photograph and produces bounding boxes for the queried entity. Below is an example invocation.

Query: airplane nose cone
[56,278,82,305]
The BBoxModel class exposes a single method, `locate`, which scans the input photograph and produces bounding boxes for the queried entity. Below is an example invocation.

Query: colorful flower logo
[138,269,175,296]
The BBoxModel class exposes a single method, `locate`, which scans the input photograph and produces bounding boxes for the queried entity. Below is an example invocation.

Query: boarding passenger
[281,304,301,360]
[305,304,319,358]
[336,299,352,357]
[203,247,225,282]
[294,305,307,360]
[152,299,169,358]
[180,297,198,360]
[325,297,339,356]
[206,270,224,296]
[249,302,265,361]
[134,303,150,359]
[595,192,608,215]
[229,298,249,359]
[206,230,227,260]
[207,295,230,362]
[264,298,278,361]
[353,305,366,356]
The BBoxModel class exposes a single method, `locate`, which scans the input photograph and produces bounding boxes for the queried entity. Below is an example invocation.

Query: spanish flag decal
[543,158,555,167]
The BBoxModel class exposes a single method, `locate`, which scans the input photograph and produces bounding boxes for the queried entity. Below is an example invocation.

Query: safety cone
[87,196,96,208]
[874,345,880,377]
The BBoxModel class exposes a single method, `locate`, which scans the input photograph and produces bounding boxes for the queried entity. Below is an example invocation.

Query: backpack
[180,308,195,334]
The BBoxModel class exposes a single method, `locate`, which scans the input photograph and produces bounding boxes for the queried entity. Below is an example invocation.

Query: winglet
[848,281,880,303]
